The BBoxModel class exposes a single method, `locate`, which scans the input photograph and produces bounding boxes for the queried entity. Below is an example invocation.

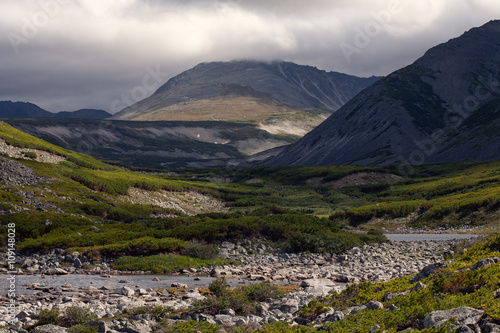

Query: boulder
[31,325,67,333]
[85,320,108,333]
[220,308,236,316]
[304,285,333,297]
[409,263,445,283]
[483,322,500,333]
[210,267,226,277]
[424,306,484,329]
[366,301,384,310]
[214,314,236,326]
[470,257,499,271]
[300,278,335,287]
[412,281,427,291]
[120,286,135,297]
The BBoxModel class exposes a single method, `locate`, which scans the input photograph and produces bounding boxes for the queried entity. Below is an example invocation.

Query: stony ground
[0,238,469,332]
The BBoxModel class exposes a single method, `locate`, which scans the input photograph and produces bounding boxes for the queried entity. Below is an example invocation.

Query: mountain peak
[112,60,380,123]
[264,20,500,167]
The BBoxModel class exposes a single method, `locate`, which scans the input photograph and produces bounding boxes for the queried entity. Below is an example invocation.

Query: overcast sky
[1,0,499,113]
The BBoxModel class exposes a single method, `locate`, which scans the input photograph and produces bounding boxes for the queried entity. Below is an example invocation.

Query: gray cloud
[0,0,499,112]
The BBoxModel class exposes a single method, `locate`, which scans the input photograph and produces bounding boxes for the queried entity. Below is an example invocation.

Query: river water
[2,233,480,297]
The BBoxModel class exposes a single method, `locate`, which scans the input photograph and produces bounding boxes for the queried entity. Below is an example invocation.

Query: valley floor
[0,237,476,332]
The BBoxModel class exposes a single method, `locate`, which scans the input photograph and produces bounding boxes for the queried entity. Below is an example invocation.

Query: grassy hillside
[1,121,500,273]
[0,122,384,272]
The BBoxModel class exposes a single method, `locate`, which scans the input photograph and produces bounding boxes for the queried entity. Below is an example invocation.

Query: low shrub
[59,307,97,327]
[181,241,220,260]
[152,320,219,333]
[286,232,362,254]
[208,277,229,297]
[240,282,285,302]
[194,279,286,316]
[22,151,37,159]
[67,325,98,333]
[36,308,60,326]
[128,305,171,321]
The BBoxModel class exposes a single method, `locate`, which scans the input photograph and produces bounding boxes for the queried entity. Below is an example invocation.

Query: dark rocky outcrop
[264,20,500,167]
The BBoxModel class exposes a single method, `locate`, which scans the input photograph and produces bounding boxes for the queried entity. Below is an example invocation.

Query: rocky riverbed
[0,238,473,332]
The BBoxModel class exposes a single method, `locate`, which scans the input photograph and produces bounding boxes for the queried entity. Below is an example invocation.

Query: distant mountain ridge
[112,61,380,130]
[264,20,500,168]
[0,101,112,119]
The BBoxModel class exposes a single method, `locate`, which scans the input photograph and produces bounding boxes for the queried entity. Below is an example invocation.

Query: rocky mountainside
[0,101,111,119]
[4,118,296,169]
[264,20,500,168]
[112,61,379,135]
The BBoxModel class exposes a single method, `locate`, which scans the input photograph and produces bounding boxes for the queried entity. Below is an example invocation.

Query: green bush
[286,232,362,254]
[208,277,229,297]
[36,308,60,326]
[180,241,220,260]
[128,305,171,321]
[152,320,219,333]
[59,307,97,327]
[195,279,286,316]
[22,151,37,159]
[240,282,285,302]
[67,325,98,333]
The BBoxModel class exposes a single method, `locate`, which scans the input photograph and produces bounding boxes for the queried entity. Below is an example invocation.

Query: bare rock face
[424,306,484,329]
[265,20,500,168]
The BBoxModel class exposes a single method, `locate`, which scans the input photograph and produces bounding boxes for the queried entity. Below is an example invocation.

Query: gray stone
[74,258,82,268]
[304,285,333,297]
[119,320,151,333]
[410,263,445,283]
[31,325,67,333]
[366,300,384,310]
[210,267,226,277]
[325,311,344,322]
[214,314,236,326]
[424,306,484,329]
[470,257,499,271]
[121,286,135,297]
[300,278,335,287]
[280,299,300,314]
[348,305,367,315]
[256,303,269,315]
[85,320,107,333]
[389,304,399,311]
[455,325,480,333]
[294,317,311,325]
[369,324,381,333]
[221,308,236,316]
[483,322,500,333]
[412,281,427,291]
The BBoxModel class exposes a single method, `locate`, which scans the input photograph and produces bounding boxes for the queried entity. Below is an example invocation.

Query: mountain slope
[0,101,111,119]
[264,20,500,167]
[4,118,297,169]
[0,101,52,118]
[112,61,380,131]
